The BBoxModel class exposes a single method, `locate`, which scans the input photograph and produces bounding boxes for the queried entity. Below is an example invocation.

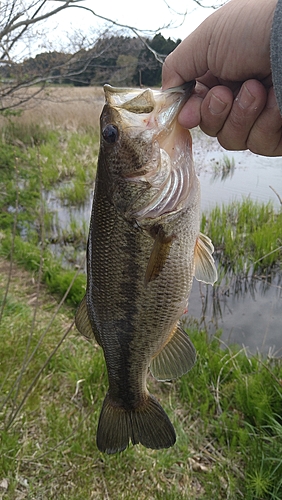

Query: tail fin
[96,393,176,454]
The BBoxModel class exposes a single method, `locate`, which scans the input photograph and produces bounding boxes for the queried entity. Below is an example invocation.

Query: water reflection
[210,154,235,182]
[185,270,282,355]
[43,187,93,239]
[197,150,282,212]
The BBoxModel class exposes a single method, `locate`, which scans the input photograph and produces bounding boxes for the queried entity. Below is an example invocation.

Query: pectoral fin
[145,226,175,285]
[75,295,102,345]
[194,232,218,285]
[150,324,196,381]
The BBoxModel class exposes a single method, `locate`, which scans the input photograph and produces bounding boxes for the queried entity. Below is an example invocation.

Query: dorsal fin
[194,233,217,285]
[150,324,196,381]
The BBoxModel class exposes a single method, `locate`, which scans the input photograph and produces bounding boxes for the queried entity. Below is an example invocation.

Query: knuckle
[247,115,282,155]
[228,109,247,132]
[217,135,245,151]
[217,125,247,150]
[247,134,280,156]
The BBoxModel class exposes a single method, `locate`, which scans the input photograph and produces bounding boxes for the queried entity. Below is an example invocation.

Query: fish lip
[162,80,196,101]
[154,81,195,135]
[104,80,195,95]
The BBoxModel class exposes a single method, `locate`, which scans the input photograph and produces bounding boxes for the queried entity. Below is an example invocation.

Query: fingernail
[237,85,255,109]
[209,94,227,115]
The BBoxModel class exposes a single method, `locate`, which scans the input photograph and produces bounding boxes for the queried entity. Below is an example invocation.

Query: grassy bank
[0,96,282,499]
[0,115,99,285]
[0,259,281,499]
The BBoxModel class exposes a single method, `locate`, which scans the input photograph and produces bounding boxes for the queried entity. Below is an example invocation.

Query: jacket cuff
[271,0,282,114]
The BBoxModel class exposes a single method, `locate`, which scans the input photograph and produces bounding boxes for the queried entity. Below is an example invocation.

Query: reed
[0,86,104,130]
[211,154,235,181]
[201,199,282,275]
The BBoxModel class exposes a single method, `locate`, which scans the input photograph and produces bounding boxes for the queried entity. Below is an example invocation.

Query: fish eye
[102,124,119,144]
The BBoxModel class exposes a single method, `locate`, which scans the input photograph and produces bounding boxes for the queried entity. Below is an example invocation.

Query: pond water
[187,271,282,356]
[187,135,282,356]
[45,133,282,355]
[44,187,93,236]
[190,136,282,355]
[198,150,282,212]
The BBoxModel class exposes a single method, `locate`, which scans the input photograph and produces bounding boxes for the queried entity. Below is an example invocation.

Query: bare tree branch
[61,3,171,63]
[191,0,226,8]
[0,0,224,112]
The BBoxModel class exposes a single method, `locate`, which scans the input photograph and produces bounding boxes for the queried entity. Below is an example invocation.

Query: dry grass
[0,85,104,130]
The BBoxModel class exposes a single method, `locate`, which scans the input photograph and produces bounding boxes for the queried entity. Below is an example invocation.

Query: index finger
[162,29,209,90]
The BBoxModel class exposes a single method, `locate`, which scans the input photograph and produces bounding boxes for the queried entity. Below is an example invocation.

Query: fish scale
[75,82,217,454]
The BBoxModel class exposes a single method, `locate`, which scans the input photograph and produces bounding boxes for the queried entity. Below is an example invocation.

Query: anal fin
[150,324,196,381]
[75,295,102,345]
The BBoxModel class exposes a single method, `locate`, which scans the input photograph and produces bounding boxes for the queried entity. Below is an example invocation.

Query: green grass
[0,122,95,296]
[0,122,98,225]
[0,266,281,499]
[201,199,282,274]
[1,118,282,499]
[0,232,86,307]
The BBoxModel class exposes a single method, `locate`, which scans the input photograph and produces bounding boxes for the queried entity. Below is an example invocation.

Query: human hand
[162,0,282,156]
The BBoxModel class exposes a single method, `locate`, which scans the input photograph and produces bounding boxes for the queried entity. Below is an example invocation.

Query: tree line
[0,34,181,89]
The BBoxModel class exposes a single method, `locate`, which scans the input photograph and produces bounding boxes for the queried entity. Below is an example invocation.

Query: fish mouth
[104,82,196,220]
[104,81,195,116]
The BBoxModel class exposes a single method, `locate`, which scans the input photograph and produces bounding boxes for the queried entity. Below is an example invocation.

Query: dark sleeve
[271,0,282,114]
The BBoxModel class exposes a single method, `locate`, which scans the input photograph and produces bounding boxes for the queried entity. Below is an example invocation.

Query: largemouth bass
[75,82,217,454]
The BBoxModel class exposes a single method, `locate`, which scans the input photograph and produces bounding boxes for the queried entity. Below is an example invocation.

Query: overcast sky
[38,0,224,53]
